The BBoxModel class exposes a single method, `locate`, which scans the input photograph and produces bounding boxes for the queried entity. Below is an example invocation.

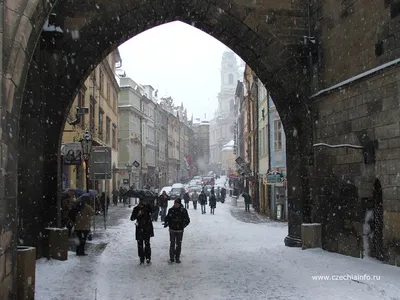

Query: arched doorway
[372,179,384,260]
[4,1,314,253]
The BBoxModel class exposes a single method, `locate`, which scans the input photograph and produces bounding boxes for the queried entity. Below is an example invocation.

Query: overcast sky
[118,21,241,121]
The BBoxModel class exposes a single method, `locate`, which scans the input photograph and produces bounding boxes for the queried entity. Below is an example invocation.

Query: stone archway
[3,0,313,261]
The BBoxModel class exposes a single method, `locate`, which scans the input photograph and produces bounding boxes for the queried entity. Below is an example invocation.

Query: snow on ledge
[311,57,400,98]
[302,223,321,227]
[43,19,64,33]
[45,227,68,231]
[313,143,364,149]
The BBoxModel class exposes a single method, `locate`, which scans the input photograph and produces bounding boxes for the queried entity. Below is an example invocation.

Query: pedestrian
[61,189,75,237]
[243,191,252,212]
[209,193,217,215]
[183,192,190,209]
[191,190,199,210]
[199,190,207,214]
[99,192,110,214]
[130,198,154,264]
[164,198,190,263]
[112,189,119,206]
[159,191,170,222]
[72,196,95,256]
[152,196,160,222]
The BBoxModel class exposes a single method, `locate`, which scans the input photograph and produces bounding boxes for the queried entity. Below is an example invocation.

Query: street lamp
[80,131,92,193]
[126,162,133,188]
[126,162,133,207]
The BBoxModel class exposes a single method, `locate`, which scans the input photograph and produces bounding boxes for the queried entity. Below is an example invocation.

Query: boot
[175,256,181,264]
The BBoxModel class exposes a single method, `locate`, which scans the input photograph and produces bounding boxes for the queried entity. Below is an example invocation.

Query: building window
[98,109,104,139]
[106,116,111,144]
[228,73,234,84]
[112,123,117,149]
[274,120,282,151]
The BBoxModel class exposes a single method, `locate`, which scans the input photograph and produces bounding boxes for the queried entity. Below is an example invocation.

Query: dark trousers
[75,230,89,255]
[169,231,183,260]
[137,239,151,261]
[152,208,160,221]
[193,201,197,210]
[160,207,167,222]
[245,203,250,212]
[201,204,206,214]
[210,207,215,214]
[184,202,189,209]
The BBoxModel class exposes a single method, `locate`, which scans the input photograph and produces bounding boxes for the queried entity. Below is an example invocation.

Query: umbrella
[74,189,98,198]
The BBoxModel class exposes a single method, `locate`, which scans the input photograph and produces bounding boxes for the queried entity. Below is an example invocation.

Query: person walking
[243,191,252,212]
[209,193,217,215]
[130,198,154,264]
[191,190,199,210]
[73,196,95,256]
[183,192,190,209]
[159,191,170,222]
[199,190,207,214]
[164,198,190,264]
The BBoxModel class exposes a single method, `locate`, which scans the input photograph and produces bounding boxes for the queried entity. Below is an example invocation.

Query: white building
[118,76,147,188]
[209,49,241,173]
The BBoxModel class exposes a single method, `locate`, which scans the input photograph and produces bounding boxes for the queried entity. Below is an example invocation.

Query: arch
[7,0,312,251]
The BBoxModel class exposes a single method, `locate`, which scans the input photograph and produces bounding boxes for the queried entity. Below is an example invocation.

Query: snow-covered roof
[221,140,235,152]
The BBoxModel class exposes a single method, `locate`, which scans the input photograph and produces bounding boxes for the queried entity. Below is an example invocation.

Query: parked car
[170,183,185,200]
[202,176,215,186]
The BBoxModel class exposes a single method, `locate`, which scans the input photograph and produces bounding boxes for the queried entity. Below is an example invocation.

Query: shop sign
[267,173,283,183]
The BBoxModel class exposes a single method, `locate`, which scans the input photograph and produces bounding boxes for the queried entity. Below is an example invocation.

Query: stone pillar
[16,246,36,300]
[44,228,68,261]
[283,110,314,247]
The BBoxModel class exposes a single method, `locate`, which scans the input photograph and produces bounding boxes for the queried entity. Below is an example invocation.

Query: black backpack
[68,201,83,222]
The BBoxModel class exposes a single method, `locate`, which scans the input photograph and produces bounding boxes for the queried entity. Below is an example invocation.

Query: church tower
[218,49,239,116]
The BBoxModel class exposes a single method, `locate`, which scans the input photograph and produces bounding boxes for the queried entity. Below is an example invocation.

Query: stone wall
[311,0,400,93]
[1,0,56,298]
[313,63,400,261]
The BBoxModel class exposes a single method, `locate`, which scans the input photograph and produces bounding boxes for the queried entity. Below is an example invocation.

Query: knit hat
[175,198,182,204]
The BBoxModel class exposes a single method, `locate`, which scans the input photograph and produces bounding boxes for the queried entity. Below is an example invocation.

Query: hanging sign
[62,142,82,165]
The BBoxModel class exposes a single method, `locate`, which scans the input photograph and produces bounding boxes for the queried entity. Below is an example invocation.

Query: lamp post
[126,163,133,207]
[80,131,92,193]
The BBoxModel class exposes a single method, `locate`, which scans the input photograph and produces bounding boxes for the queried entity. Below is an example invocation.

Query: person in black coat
[131,198,154,264]
[183,192,190,209]
[159,191,170,222]
[164,198,190,263]
[209,194,217,215]
[199,191,207,214]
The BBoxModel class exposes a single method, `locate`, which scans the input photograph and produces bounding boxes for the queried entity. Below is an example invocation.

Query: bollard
[231,196,237,207]
[17,246,36,300]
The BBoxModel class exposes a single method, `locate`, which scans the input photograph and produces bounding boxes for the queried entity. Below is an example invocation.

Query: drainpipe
[266,91,272,216]
[254,77,260,212]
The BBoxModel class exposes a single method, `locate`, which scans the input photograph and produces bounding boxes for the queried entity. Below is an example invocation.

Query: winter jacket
[209,195,217,209]
[131,203,154,240]
[191,192,199,202]
[164,205,190,232]
[199,193,207,205]
[183,193,190,203]
[159,194,170,208]
[74,204,95,231]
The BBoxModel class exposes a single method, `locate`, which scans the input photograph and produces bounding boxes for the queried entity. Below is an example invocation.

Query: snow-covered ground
[36,181,400,300]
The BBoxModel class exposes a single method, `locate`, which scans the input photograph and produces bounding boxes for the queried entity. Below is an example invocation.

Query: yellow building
[62,50,121,197]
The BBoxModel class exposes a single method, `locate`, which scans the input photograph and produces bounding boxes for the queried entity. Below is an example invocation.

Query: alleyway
[36,199,400,300]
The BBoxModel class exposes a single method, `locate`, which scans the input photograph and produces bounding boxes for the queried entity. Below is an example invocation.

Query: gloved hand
[163,223,168,228]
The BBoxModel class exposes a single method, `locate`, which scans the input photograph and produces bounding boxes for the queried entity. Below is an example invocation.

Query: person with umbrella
[130,197,154,265]
[70,195,95,256]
